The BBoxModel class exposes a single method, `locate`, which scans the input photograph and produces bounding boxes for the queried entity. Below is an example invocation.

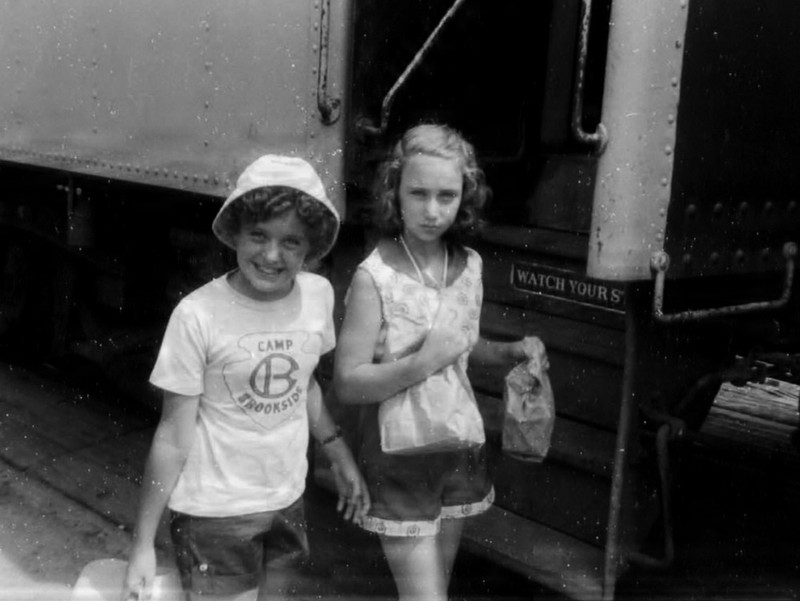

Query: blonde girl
[335,125,528,601]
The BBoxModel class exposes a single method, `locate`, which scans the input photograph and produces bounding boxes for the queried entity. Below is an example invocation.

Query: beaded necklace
[399,235,448,289]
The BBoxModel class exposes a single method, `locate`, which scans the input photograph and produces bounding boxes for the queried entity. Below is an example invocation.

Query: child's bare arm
[306,377,370,522]
[469,337,528,369]
[121,392,198,601]
[334,269,468,404]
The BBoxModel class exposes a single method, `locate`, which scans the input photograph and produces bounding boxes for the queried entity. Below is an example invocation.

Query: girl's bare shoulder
[375,237,413,277]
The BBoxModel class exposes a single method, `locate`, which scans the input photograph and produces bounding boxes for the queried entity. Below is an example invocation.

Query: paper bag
[379,362,485,455]
[502,337,555,462]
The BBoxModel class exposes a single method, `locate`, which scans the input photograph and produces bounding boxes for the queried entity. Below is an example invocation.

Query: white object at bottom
[71,558,183,601]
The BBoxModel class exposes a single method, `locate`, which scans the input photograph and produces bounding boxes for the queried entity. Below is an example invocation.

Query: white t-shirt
[150,271,335,517]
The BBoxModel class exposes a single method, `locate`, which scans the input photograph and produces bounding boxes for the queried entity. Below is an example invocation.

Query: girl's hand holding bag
[378,292,485,455]
[502,336,555,462]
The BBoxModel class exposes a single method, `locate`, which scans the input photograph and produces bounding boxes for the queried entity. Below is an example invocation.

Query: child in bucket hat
[212,154,340,264]
[123,155,368,601]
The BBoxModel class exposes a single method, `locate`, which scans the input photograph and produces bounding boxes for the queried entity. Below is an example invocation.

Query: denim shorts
[170,496,309,596]
[357,406,494,537]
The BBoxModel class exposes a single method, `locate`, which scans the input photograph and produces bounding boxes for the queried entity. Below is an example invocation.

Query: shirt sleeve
[149,299,207,396]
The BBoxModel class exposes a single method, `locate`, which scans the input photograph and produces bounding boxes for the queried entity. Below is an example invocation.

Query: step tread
[462,505,606,600]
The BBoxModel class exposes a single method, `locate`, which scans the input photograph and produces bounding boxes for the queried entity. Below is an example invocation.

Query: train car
[1,1,798,599]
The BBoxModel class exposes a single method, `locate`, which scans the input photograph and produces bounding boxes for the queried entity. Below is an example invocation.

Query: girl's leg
[380,535,448,601]
[438,518,465,586]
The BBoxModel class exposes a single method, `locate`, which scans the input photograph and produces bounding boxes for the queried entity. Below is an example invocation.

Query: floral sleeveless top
[357,245,483,373]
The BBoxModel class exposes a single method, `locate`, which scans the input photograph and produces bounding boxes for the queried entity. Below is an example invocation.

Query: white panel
[0,0,349,213]
[587,0,690,281]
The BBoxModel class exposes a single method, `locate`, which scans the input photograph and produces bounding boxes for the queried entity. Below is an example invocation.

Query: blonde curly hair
[372,123,490,243]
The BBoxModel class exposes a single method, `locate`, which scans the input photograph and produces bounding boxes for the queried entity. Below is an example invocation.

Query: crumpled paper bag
[502,336,555,462]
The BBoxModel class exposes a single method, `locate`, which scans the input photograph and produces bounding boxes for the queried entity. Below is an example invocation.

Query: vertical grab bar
[603,285,636,600]
[316,0,341,125]
[572,0,609,152]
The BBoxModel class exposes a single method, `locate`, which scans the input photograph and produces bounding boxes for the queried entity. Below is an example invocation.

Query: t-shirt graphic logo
[222,331,315,428]
[250,353,299,398]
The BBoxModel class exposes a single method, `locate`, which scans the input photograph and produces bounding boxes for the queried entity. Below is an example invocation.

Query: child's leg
[380,534,448,601]
[438,517,465,585]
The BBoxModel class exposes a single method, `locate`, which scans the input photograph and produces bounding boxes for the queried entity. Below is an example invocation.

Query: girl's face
[230,210,310,301]
[398,154,463,245]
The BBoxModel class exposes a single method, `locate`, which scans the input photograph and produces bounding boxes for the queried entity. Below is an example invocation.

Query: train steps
[696,378,799,469]
[462,505,605,601]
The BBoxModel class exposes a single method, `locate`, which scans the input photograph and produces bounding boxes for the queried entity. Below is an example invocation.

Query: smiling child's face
[229,210,310,301]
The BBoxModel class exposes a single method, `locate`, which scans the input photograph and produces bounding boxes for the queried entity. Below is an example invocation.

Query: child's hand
[330,455,371,523]
[521,336,546,364]
[418,305,471,372]
[120,543,156,600]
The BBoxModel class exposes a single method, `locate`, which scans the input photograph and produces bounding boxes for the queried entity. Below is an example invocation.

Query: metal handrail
[603,286,636,600]
[651,242,797,324]
[572,0,609,153]
[356,0,469,137]
[316,0,341,125]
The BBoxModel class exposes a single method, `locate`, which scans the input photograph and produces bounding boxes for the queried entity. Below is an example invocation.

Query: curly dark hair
[372,123,490,244]
[219,186,338,264]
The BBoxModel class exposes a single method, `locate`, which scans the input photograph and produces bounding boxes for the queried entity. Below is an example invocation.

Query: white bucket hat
[212,155,341,259]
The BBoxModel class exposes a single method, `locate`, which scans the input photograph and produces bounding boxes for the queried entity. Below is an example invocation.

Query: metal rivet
[713,202,723,216]
[682,253,692,265]
[686,204,697,218]
[710,252,720,264]
[735,249,746,264]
